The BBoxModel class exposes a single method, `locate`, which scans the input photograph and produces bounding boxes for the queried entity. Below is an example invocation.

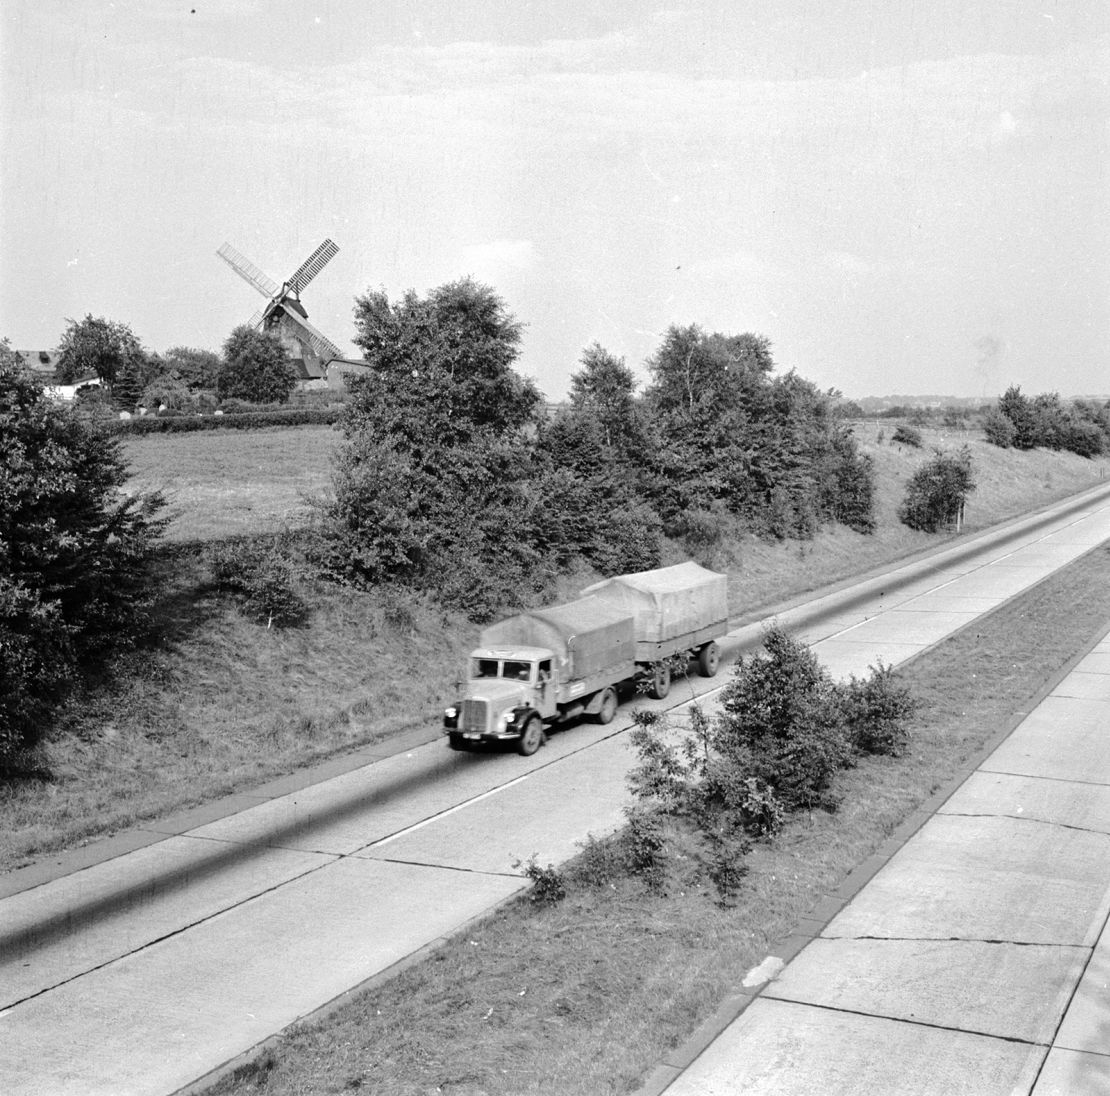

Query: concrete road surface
[3,482,1110,1095]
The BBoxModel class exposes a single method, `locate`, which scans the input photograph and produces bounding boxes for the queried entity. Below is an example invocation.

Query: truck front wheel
[518,716,544,756]
[697,641,720,677]
[594,686,619,725]
[649,662,671,700]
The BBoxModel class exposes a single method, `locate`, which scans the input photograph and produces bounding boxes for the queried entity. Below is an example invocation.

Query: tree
[349,278,540,445]
[0,340,166,764]
[899,447,975,532]
[218,326,298,404]
[996,386,1038,449]
[318,280,545,618]
[161,346,221,390]
[569,343,645,454]
[56,314,148,389]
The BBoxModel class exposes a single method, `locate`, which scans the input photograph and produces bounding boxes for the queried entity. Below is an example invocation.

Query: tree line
[312,279,877,621]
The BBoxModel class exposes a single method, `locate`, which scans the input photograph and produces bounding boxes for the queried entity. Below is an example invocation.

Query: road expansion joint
[938,809,1110,837]
[760,995,1049,1047]
[978,766,1110,790]
[355,854,525,879]
[831,934,1090,950]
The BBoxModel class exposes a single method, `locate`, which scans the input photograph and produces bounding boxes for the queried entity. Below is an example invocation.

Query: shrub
[840,661,919,756]
[516,856,567,905]
[621,805,667,891]
[218,326,298,404]
[982,408,1016,448]
[899,447,975,533]
[713,627,852,812]
[207,540,308,628]
[892,424,923,448]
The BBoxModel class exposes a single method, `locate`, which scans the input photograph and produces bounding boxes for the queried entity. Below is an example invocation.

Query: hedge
[106,407,343,435]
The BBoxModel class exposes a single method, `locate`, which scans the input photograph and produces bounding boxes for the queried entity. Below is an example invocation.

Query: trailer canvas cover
[581,561,728,644]
[479,596,635,681]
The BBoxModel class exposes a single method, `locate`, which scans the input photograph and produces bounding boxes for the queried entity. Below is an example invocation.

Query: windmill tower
[217,238,344,380]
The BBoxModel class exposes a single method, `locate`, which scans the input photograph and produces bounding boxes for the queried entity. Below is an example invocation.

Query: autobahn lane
[4,482,1110,1095]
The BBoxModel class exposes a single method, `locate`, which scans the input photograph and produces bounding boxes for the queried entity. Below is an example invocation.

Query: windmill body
[217,239,344,381]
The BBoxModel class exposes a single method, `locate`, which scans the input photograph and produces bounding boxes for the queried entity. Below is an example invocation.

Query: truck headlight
[496,709,513,730]
[445,706,458,719]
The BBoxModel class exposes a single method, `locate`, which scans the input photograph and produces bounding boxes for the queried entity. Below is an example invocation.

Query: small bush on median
[516,856,567,905]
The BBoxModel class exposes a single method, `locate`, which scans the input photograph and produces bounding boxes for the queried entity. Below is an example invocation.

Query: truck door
[536,658,555,716]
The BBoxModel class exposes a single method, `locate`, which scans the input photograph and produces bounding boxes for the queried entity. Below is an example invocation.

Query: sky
[2,1,1107,400]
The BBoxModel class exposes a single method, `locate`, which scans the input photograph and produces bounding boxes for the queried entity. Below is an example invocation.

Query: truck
[444,562,728,755]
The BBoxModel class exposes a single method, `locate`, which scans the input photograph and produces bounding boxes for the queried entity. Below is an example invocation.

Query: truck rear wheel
[594,686,619,725]
[517,716,544,756]
[649,662,671,700]
[697,641,720,678]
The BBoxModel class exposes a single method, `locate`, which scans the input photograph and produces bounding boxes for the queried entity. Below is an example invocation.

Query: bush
[207,540,308,628]
[840,662,919,755]
[982,408,1016,448]
[892,424,923,448]
[516,856,567,905]
[108,407,342,435]
[218,326,298,404]
[899,447,975,533]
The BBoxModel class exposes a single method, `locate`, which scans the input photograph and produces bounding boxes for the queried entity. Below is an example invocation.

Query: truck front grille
[460,698,489,733]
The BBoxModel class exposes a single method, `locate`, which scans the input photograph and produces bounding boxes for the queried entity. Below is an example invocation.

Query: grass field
[209,541,1110,1096]
[121,425,339,541]
[1,423,1107,874]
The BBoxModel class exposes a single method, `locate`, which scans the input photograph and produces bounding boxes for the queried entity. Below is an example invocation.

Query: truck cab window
[472,659,499,678]
[504,660,532,682]
[538,659,552,683]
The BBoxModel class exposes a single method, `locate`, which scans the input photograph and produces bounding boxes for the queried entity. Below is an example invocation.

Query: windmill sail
[286,238,339,295]
[217,243,280,299]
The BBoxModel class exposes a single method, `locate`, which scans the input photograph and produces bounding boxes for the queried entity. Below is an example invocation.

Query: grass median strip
[211,543,1110,1096]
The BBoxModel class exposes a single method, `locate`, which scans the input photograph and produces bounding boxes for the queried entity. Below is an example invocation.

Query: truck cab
[444,646,558,755]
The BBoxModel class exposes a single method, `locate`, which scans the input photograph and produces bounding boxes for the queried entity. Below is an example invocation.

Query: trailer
[444,562,729,755]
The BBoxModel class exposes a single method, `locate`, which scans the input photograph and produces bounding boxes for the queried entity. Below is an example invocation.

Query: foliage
[161,346,222,390]
[107,407,342,435]
[516,856,567,905]
[218,326,298,404]
[985,386,1107,458]
[840,662,919,756]
[207,539,308,628]
[899,447,975,533]
[317,280,547,619]
[891,424,923,448]
[642,326,875,540]
[982,407,1016,448]
[714,628,852,812]
[625,628,918,887]
[56,314,150,390]
[0,340,166,765]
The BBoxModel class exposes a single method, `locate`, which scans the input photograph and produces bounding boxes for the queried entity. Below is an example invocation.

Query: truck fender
[508,706,542,734]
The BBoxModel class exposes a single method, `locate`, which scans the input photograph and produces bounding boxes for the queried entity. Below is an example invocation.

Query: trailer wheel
[649,662,671,700]
[595,686,619,725]
[697,642,720,678]
[518,716,544,756]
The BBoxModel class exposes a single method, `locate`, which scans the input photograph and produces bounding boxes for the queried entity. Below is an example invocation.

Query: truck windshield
[470,658,534,681]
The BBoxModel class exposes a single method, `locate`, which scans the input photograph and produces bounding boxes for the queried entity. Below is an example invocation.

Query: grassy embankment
[209,532,1110,1096]
[0,423,1106,873]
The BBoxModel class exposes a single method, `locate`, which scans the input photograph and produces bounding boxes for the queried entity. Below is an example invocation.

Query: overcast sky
[2,1,1107,399]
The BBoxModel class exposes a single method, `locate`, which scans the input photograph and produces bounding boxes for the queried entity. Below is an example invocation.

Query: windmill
[216,238,344,380]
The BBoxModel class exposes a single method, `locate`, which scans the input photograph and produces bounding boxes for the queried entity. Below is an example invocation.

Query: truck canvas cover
[581,562,728,645]
[479,596,635,682]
